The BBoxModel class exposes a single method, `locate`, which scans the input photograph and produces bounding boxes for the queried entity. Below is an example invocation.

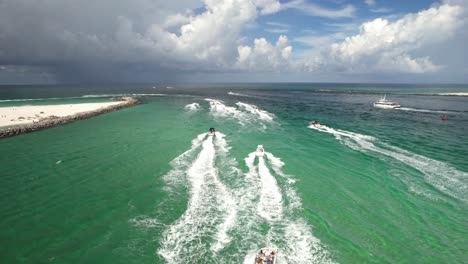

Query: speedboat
[311,121,321,127]
[208,128,215,136]
[256,145,265,157]
[373,95,400,109]
[254,248,277,264]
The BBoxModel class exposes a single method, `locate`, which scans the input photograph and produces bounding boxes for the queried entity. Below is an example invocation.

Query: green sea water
[0,84,467,264]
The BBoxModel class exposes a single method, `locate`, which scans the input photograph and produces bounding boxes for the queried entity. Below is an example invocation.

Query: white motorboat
[254,248,277,264]
[373,95,400,109]
[256,145,265,157]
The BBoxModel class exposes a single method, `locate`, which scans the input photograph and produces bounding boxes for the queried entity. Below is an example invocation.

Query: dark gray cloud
[1,0,467,84]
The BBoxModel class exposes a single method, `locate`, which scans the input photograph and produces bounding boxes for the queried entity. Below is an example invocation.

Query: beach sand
[0,102,122,127]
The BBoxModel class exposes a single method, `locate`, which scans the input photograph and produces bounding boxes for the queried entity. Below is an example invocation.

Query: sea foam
[309,123,468,204]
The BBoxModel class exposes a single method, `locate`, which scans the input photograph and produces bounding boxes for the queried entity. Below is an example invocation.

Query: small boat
[311,120,321,127]
[254,248,277,264]
[256,145,265,157]
[373,95,400,109]
[208,128,215,136]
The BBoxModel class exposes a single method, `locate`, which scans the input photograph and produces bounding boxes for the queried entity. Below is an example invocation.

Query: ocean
[0,83,467,263]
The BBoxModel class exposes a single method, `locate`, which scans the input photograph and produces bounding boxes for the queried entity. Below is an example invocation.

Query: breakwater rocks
[0,97,139,139]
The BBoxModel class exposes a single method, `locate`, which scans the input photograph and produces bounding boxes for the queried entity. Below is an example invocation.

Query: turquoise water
[0,84,467,263]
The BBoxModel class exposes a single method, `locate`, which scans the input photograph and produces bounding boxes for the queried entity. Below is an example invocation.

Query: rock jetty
[0,97,139,138]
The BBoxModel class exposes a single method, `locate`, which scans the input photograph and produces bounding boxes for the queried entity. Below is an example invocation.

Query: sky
[0,0,467,84]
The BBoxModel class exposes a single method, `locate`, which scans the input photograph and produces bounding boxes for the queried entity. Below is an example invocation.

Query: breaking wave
[308,123,468,204]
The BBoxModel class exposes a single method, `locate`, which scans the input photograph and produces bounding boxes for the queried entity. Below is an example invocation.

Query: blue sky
[0,0,467,84]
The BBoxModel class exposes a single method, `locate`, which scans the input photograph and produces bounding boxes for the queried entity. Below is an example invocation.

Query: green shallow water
[0,84,467,264]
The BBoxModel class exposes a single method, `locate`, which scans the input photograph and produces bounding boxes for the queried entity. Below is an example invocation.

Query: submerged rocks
[0,97,139,139]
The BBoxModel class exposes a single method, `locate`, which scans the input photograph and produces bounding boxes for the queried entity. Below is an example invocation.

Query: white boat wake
[398,107,455,114]
[184,102,201,111]
[158,136,334,263]
[308,123,468,204]
[205,99,275,127]
[158,132,238,263]
[242,149,335,264]
[228,91,250,97]
[245,152,283,222]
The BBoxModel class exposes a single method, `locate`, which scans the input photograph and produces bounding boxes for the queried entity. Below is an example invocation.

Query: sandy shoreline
[0,101,123,127]
[0,97,139,138]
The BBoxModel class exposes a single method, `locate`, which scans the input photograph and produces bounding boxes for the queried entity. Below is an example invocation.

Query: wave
[158,132,238,263]
[205,99,275,127]
[308,123,468,204]
[184,102,201,111]
[228,91,250,97]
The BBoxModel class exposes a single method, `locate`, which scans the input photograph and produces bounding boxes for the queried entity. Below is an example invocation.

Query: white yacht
[373,95,400,109]
[254,248,277,264]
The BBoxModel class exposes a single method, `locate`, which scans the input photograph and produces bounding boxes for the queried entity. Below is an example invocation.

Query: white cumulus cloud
[236,35,293,70]
[305,3,464,74]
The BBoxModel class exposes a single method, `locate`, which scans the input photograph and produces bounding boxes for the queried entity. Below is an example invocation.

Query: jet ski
[256,145,265,157]
[254,248,277,264]
[208,128,216,136]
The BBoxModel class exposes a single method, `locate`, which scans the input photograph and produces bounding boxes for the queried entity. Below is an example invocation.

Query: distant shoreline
[0,97,139,138]
[317,90,468,96]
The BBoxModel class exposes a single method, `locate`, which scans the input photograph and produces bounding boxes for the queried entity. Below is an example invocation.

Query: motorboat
[256,145,265,157]
[373,95,400,109]
[310,121,321,127]
[254,248,277,264]
[208,128,215,136]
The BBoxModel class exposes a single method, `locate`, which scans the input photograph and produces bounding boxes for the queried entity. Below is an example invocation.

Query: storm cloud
[1,0,467,83]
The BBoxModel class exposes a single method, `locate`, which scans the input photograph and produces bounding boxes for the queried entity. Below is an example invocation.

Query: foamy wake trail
[162,133,206,189]
[243,150,334,264]
[258,156,284,221]
[236,102,275,122]
[211,133,238,252]
[184,102,201,111]
[205,98,275,127]
[228,91,250,97]
[159,132,238,263]
[309,124,468,203]
[398,107,454,114]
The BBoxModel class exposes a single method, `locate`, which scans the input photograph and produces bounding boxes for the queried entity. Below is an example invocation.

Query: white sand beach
[0,102,122,127]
